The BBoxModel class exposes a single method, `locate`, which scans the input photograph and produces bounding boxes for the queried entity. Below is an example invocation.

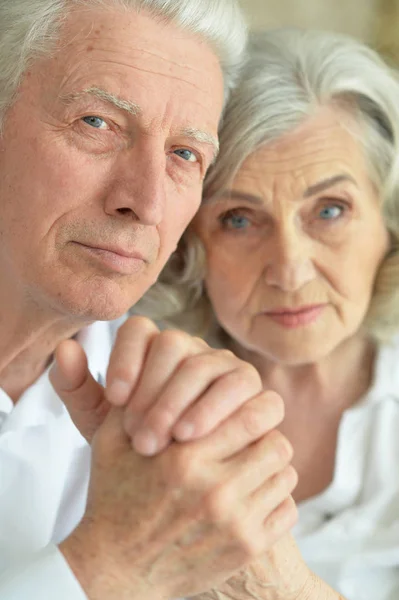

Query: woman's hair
[137,28,399,342]
[0,0,247,129]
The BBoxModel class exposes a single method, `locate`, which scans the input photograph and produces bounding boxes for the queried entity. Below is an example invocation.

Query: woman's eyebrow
[206,191,264,205]
[303,174,357,198]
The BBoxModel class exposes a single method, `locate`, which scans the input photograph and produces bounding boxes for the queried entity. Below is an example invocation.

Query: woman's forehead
[233,110,368,187]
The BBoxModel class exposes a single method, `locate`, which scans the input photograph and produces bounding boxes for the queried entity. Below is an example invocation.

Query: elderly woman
[136,29,399,599]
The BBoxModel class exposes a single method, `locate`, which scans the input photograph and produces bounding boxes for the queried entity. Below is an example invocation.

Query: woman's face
[193,108,390,365]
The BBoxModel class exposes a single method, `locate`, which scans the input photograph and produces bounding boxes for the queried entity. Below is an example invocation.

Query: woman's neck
[229,333,376,416]
[229,333,377,502]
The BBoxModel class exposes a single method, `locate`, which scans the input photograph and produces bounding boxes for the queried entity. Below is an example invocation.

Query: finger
[132,349,252,455]
[171,361,262,442]
[124,329,208,446]
[50,340,107,443]
[216,467,297,551]
[262,496,298,541]
[249,466,298,519]
[196,390,285,461]
[93,406,132,457]
[105,316,159,407]
[223,430,294,497]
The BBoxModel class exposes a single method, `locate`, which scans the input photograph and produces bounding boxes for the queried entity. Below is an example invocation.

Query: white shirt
[0,320,118,599]
[1,327,399,599]
[294,336,399,600]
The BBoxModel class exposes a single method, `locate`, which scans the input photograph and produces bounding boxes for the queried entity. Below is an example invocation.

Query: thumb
[50,339,110,443]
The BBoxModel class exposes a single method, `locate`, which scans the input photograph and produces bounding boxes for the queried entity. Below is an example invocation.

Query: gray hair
[136,28,399,343]
[0,0,247,128]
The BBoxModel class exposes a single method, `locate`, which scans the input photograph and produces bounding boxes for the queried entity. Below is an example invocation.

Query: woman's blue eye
[319,205,343,220]
[82,116,107,129]
[174,149,197,163]
[222,213,250,230]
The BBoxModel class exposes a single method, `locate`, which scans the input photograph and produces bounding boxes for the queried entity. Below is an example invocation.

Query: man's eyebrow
[180,127,220,162]
[61,89,218,160]
[303,174,357,198]
[61,86,142,116]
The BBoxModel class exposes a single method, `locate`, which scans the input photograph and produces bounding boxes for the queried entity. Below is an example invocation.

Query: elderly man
[0,1,299,599]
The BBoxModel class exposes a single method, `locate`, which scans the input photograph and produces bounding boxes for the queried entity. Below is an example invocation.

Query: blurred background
[241,0,399,62]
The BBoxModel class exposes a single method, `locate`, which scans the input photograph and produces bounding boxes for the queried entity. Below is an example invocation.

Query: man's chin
[47,286,141,323]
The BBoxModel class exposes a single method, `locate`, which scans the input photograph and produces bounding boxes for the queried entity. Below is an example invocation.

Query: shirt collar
[0,319,123,432]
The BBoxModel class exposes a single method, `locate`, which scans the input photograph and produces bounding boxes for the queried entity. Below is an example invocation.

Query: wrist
[294,572,346,600]
[60,521,164,600]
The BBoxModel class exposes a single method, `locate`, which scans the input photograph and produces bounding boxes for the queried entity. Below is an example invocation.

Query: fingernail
[133,428,159,456]
[173,421,194,441]
[106,380,131,406]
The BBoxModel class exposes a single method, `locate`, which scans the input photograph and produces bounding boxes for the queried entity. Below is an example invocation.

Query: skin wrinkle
[62,88,219,160]
[194,107,389,368]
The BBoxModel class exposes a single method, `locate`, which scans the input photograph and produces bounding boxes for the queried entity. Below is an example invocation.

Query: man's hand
[60,397,298,600]
[52,316,268,454]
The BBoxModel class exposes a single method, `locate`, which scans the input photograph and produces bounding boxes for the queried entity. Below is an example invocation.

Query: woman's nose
[263,224,316,292]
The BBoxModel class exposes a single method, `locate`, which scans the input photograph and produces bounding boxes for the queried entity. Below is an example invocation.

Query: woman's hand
[191,534,311,600]
[192,534,346,600]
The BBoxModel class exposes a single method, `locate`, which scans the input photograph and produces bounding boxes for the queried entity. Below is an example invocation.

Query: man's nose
[263,223,316,292]
[104,147,166,226]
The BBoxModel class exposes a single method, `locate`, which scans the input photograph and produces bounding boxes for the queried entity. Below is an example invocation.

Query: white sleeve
[0,545,87,599]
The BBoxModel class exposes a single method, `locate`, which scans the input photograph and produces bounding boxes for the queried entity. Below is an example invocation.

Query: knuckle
[193,336,210,349]
[229,522,264,558]
[262,391,285,424]
[281,465,298,491]
[146,405,176,431]
[172,446,199,484]
[267,497,298,535]
[237,363,262,389]
[119,315,158,337]
[241,404,268,438]
[214,348,236,361]
[180,352,213,376]
[109,365,136,382]
[203,486,233,523]
[268,430,293,464]
[156,329,190,352]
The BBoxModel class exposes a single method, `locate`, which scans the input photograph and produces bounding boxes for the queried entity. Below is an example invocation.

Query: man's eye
[174,149,198,163]
[82,116,108,130]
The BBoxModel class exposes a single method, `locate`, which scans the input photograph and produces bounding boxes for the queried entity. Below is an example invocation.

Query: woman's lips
[264,305,326,329]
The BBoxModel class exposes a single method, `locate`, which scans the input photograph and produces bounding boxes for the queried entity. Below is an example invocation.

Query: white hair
[0,0,247,128]
[136,28,399,343]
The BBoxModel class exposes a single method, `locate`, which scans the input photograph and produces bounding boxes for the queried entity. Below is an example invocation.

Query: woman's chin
[245,334,341,366]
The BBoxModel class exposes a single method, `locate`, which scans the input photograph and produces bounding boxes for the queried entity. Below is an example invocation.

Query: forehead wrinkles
[237,126,364,186]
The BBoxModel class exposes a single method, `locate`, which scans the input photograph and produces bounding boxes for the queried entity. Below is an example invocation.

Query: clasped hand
[51,316,299,599]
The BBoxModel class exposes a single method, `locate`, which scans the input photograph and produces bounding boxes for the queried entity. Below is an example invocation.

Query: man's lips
[72,242,148,275]
[263,304,327,328]
[76,242,146,261]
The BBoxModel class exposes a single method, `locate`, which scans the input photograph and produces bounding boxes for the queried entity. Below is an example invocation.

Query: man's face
[0,6,223,321]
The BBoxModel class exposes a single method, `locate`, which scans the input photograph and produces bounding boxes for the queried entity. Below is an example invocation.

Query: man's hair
[136,28,399,343]
[0,0,247,128]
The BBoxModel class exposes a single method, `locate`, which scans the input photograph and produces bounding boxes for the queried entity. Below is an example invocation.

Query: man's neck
[0,290,89,403]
